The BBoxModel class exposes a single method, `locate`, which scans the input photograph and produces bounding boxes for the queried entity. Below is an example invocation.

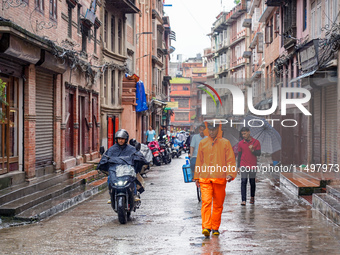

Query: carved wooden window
[311,2,316,39]
[68,5,72,38]
[104,11,108,45]
[111,16,115,52]
[77,5,81,34]
[94,27,97,53]
[118,19,122,54]
[316,0,322,37]
[111,70,115,105]
[49,0,57,19]
[35,0,44,13]
[303,0,307,31]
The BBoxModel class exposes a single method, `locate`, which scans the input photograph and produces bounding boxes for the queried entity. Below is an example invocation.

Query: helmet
[129,138,137,146]
[115,129,129,143]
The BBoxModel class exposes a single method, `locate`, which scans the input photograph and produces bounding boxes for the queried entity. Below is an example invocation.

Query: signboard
[166,101,178,109]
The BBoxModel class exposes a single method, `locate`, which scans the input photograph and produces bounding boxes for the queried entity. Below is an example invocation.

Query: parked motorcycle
[97,144,147,224]
[148,141,161,166]
[158,135,172,164]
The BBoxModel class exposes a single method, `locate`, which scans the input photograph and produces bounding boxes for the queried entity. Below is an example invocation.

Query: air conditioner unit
[242,51,252,58]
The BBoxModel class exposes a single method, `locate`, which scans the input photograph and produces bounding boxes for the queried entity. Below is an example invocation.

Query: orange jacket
[194,122,237,184]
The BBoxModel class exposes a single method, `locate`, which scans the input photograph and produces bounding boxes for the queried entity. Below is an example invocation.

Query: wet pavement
[1,155,340,254]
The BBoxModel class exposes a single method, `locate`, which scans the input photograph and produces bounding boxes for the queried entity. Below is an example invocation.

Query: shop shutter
[35,71,54,167]
[325,84,337,164]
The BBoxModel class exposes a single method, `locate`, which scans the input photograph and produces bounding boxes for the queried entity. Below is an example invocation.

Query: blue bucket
[273,161,279,166]
[182,165,193,183]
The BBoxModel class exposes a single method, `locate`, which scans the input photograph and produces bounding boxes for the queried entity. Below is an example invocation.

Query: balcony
[213,13,228,32]
[217,64,229,75]
[231,57,246,68]
[108,0,140,13]
[230,29,246,47]
[283,27,297,50]
[225,0,247,25]
[216,40,229,53]
[266,0,285,6]
[249,0,261,15]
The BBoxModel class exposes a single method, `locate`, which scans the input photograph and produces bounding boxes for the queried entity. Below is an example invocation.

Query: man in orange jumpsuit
[194,121,237,237]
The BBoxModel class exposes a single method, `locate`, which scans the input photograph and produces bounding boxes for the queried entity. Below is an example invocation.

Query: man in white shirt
[189,124,207,180]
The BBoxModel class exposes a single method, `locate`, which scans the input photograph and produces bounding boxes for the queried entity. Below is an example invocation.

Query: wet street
[1,155,340,254]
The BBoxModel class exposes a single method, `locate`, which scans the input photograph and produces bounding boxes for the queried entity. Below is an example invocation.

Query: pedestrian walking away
[189,124,207,180]
[194,121,237,237]
[237,127,261,206]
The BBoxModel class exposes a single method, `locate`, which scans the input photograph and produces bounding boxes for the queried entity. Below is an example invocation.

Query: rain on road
[1,155,340,254]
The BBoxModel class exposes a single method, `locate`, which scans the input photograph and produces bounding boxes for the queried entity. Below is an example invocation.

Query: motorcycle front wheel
[117,196,127,224]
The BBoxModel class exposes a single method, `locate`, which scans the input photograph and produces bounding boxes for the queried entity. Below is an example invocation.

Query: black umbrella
[221,126,240,147]
[244,115,281,154]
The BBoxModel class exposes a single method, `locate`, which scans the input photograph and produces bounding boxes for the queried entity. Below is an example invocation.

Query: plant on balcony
[234,0,240,4]
[0,79,8,122]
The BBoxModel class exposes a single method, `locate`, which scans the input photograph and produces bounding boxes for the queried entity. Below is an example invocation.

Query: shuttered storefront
[35,71,54,167]
[312,89,321,163]
[325,84,337,164]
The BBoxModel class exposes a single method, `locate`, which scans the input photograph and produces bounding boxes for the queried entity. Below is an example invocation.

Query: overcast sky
[164,0,236,62]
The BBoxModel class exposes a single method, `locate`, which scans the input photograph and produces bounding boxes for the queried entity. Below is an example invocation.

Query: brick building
[0,0,102,184]
[169,77,192,130]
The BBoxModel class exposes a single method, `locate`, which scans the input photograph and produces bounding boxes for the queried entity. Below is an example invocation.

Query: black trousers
[240,168,256,202]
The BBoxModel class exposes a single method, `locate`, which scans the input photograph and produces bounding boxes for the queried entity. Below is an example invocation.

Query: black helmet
[115,129,129,143]
[129,138,137,146]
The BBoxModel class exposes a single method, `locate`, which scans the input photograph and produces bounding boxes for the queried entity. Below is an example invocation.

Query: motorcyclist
[98,129,148,202]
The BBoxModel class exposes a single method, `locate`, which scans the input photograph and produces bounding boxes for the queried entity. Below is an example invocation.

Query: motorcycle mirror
[99,146,105,155]
[135,142,141,151]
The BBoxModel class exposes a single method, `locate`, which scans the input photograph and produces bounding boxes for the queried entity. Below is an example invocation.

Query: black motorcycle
[98,145,147,224]
[159,141,172,164]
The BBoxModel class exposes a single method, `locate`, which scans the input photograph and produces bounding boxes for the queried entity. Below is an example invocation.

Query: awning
[290,70,317,83]
[151,99,167,107]
[259,7,275,22]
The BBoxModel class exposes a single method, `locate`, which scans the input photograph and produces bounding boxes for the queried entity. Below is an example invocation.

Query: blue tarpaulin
[136,80,148,112]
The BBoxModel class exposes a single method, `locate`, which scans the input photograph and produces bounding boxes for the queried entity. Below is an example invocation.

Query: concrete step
[15,179,107,221]
[0,179,84,216]
[65,163,94,178]
[327,185,340,200]
[0,163,108,221]
[313,193,340,226]
[74,170,106,184]
[0,173,69,206]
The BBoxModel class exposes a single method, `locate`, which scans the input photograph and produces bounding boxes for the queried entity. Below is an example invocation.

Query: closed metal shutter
[312,89,321,163]
[325,84,337,164]
[35,71,54,167]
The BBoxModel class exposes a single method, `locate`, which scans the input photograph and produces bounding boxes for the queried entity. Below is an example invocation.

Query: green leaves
[0,78,8,122]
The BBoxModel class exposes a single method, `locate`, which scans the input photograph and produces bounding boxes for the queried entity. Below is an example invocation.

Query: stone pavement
[0,156,340,254]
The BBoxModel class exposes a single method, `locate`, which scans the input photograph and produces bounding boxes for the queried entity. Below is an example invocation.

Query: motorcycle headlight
[117,180,127,186]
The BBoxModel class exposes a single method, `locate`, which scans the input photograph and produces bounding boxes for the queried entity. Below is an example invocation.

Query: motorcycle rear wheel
[117,196,127,224]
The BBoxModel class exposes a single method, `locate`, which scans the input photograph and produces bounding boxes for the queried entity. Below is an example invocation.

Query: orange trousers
[200,181,226,230]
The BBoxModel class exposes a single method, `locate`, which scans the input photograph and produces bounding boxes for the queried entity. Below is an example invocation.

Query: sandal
[241,201,246,206]
[250,197,255,204]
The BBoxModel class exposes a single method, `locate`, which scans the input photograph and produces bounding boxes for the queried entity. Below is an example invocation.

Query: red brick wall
[24,64,36,179]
